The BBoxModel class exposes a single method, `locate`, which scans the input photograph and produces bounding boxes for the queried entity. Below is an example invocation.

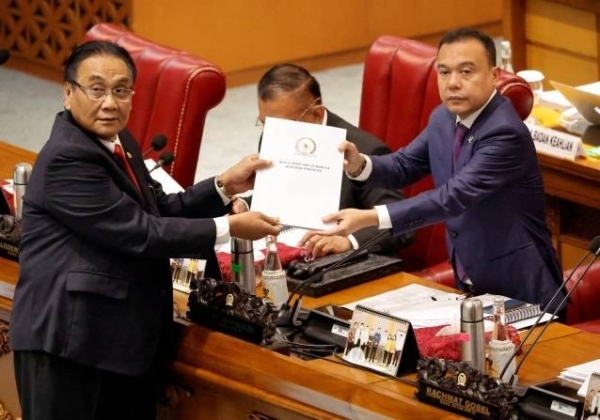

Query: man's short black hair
[438,28,497,67]
[258,63,321,102]
[64,40,137,83]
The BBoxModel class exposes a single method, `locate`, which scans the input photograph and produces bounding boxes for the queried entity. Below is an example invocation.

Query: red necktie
[114,143,141,192]
[453,123,468,168]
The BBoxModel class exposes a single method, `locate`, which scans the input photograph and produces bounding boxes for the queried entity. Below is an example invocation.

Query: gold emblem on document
[295,137,316,157]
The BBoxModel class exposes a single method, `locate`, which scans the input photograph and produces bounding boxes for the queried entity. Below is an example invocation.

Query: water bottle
[460,298,486,372]
[500,40,514,73]
[488,297,516,382]
[230,237,256,294]
[262,235,288,308]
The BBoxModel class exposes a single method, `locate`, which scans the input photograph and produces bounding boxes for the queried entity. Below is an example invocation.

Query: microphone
[0,49,10,66]
[13,163,32,221]
[149,150,174,173]
[499,235,600,385]
[142,134,167,157]
[276,228,391,328]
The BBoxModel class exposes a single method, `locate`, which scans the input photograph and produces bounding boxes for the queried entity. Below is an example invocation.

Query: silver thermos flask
[13,163,32,221]
[230,237,256,294]
[460,298,486,372]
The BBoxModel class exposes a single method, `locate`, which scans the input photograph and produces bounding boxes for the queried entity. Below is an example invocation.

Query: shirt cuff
[347,234,359,250]
[375,205,392,229]
[214,216,230,245]
[346,154,373,181]
[215,177,232,205]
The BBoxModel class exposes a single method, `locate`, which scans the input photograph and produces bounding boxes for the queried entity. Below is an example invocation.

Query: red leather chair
[359,35,533,281]
[565,260,600,330]
[84,23,226,188]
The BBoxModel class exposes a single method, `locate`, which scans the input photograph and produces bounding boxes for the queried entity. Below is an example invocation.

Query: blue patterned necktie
[453,123,468,167]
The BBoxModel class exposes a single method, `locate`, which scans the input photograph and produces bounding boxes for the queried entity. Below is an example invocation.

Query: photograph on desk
[584,372,600,420]
[342,304,419,376]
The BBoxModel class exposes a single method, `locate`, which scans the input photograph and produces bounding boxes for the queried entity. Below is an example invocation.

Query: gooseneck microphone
[142,134,167,157]
[276,228,391,328]
[0,49,10,66]
[499,235,600,384]
[149,150,175,173]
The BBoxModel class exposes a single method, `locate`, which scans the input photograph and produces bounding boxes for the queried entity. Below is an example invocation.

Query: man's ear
[312,104,325,124]
[62,82,72,110]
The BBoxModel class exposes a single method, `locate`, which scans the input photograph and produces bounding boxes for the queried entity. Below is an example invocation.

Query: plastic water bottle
[500,40,514,73]
[262,235,288,308]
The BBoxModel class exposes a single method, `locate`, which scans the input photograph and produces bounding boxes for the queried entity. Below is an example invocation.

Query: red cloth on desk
[0,180,14,215]
[415,325,522,361]
[217,243,304,282]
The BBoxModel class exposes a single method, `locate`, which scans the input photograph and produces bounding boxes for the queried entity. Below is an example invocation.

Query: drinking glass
[517,70,545,106]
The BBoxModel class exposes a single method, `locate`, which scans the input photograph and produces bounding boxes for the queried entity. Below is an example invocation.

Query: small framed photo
[171,258,206,294]
[584,372,600,420]
[342,305,418,376]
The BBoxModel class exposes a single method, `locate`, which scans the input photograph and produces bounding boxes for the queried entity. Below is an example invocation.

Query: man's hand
[338,141,364,175]
[231,197,249,214]
[301,234,352,258]
[228,211,280,240]
[298,208,379,248]
[219,154,271,196]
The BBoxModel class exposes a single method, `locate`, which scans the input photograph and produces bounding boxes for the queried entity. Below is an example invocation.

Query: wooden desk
[165,273,598,420]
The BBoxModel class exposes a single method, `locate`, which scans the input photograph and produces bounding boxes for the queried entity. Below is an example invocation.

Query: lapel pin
[468,135,474,144]
[127,151,133,159]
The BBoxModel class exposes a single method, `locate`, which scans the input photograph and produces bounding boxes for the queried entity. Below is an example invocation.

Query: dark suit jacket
[10,111,230,376]
[366,95,563,307]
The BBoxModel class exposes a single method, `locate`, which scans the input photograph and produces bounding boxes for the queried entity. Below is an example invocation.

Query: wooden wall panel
[130,0,502,86]
[527,44,598,86]
[0,0,131,81]
[525,0,596,58]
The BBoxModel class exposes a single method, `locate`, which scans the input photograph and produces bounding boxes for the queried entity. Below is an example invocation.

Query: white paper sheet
[251,117,346,230]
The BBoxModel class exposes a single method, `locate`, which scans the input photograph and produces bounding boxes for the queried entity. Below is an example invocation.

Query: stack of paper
[558,359,600,398]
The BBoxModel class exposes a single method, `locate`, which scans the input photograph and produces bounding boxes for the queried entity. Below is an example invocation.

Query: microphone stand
[500,236,600,384]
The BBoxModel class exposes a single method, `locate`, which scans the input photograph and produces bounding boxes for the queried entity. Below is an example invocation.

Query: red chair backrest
[84,23,226,187]
[565,260,600,325]
[359,35,533,271]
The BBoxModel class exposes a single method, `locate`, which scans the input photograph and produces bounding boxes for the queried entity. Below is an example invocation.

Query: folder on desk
[550,81,600,125]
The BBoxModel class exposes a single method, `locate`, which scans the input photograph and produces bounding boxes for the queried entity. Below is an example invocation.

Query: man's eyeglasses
[68,79,135,101]
[255,96,321,128]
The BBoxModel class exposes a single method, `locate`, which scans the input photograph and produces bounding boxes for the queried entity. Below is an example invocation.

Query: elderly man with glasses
[246,63,412,258]
[10,40,280,420]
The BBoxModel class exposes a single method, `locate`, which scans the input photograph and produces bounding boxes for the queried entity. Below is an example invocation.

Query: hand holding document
[251,117,346,230]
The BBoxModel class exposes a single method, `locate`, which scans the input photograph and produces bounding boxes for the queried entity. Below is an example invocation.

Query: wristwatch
[216,175,232,199]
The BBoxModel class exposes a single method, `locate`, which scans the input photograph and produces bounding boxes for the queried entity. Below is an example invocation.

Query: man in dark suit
[301,28,564,308]
[10,41,280,420]
[246,63,412,258]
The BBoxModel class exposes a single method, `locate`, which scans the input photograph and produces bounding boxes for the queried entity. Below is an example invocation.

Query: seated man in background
[243,63,413,258]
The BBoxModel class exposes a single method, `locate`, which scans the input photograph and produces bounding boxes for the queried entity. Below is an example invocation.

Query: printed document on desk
[251,117,346,230]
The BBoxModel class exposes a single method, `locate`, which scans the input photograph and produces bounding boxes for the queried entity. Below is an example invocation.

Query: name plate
[526,123,584,160]
[415,358,518,419]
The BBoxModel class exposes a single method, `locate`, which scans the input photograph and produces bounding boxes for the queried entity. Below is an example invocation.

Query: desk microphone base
[517,378,583,420]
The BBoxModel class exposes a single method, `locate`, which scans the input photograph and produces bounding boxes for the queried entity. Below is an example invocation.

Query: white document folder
[251,117,346,230]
